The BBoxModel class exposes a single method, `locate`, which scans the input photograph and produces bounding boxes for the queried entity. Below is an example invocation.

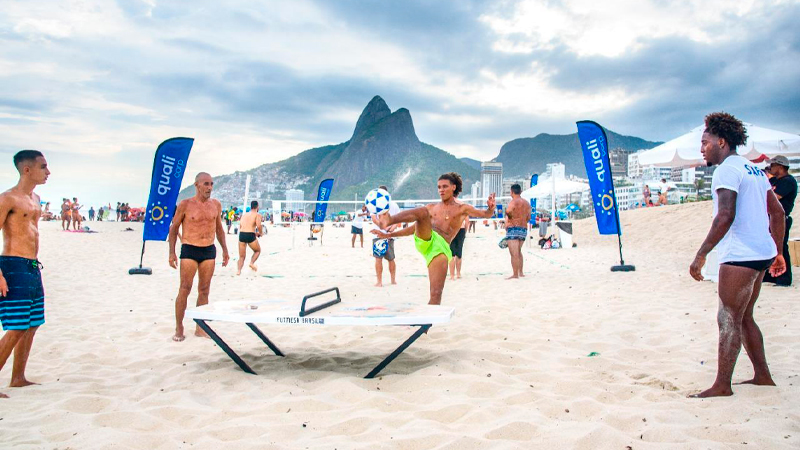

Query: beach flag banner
[143,138,193,241]
[313,178,334,223]
[529,174,538,223]
[130,137,193,275]
[576,121,634,271]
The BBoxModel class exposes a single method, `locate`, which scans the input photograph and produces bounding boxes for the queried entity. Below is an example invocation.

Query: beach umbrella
[565,203,581,212]
[638,123,800,167]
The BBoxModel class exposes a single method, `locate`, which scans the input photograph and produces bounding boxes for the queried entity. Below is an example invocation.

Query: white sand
[1,200,799,449]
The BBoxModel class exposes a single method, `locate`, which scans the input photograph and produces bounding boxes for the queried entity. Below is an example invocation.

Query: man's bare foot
[735,377,776,386]
[450,276,455,280]
[506,275,519,280]
[520,273,525,277]
[0,392,8,398]
[9,378,39,388]
[249,264,258,272]
[172,333,185,342]
[375,282,383,287]
[457,274,461,279]
[688,386,733,398]
[391,280,397,285]
[195,328,209,338]
[236,270,242,276]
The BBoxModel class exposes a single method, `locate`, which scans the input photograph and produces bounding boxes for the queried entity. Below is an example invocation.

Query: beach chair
[185,288,454,378]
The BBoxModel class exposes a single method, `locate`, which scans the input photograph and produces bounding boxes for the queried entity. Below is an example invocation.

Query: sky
[1,0,799,206]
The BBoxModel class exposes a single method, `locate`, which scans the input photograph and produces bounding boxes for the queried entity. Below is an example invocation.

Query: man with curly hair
[372,173,496,305]
[689,112,786,398]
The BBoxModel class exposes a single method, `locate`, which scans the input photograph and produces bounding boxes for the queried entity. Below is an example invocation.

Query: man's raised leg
[9,326,39,388]
[381,207,432,240]
[0,330,26,398]
[248,240,261,272]
[736,271,776,386]
[174,259,199,342]
[690,265,760,398]
[427,254,448,305]
[236,242,247,275]
[194,259,216,338]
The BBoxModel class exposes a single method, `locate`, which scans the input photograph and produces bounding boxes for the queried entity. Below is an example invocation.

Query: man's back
[240,211,260,233]
[506,197,530,228]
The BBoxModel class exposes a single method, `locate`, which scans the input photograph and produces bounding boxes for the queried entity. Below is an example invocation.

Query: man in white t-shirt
[351,206,367,248]
[689,112,786,398]
[371,185,400,286]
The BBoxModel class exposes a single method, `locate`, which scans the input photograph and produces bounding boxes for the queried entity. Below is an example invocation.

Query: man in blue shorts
[689,112,786,398]
[0,150,50,398]
[504,184,531,279]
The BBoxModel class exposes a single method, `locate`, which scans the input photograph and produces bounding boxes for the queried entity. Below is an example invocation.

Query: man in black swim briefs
[168,172,229,342]
[236,201,262,276]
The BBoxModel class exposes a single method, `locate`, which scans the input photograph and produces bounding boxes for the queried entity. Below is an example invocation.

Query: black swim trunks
[722,258,775,272]
[239,232,256,244]
[0,256,45,331]
[449,228,466,258]
[179,244,216,263]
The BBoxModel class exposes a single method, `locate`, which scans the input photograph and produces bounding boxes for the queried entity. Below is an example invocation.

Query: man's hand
[222,250,230,267]
[0,275,7,297]
[487,193,496,210]
[169,253,178,269]
[371,229,390,239]
[689,253,706,281]
[769,255,787,278]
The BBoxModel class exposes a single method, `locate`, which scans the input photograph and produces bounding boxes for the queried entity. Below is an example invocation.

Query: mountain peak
[351,96,391,140]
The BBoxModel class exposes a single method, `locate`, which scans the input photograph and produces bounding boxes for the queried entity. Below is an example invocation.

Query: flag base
[129,267,153,275]
[610,264,635,272]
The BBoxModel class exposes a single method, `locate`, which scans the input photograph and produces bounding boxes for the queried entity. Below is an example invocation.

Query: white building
[471,181,481,205]
[502,178,529,197]
[481,162,503,198]
[641,166,673,182]
[545,162,565,179]
[285,189,304,212]
[615,184,644,210]
[628,151,644,179]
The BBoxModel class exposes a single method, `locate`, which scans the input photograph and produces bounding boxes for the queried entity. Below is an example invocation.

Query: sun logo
[148,201,170,225]
[595,190,616,216]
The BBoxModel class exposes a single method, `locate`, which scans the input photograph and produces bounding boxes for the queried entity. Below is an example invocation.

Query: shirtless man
[237,201,263,275]
[373,172,496,305]
[168,172,229,341]
[504,184,531,279]
[688,112,785,398]
[0,150,50,398]
[447,193,468,280]
[71,197,82,230]
[60,198,71,230]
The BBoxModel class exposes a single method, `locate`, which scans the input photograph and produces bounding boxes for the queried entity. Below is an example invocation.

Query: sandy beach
[1,200,798,449]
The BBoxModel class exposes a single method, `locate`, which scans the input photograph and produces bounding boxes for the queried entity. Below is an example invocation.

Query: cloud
[0,0,798,207]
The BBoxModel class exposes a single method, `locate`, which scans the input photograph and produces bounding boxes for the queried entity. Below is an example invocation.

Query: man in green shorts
[373,172,496,305]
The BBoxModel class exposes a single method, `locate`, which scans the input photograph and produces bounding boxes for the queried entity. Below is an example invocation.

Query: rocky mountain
[495,131,661,177]
[459,157,481,171]
[180,96,479,206]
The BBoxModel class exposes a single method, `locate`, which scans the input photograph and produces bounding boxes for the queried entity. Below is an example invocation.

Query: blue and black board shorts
[0,256,45,331]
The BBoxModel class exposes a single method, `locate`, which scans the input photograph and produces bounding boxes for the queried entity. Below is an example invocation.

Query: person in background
[88,206,95,221]
[763,155,797,286]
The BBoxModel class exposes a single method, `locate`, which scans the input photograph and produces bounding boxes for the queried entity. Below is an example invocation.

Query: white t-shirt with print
[711,155,777,263]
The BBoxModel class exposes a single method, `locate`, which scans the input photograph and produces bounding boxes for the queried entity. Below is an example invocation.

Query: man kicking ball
[689,112,786,398]
[373,173,496,305]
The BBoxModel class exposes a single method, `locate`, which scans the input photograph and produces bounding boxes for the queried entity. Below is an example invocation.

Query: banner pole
[139,241,146,268]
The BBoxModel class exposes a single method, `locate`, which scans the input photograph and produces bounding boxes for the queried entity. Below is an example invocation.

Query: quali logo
[595,189,615,216]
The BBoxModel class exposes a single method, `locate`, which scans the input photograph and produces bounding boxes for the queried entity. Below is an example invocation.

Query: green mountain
[179,96,479,206]
[494,131,661,177]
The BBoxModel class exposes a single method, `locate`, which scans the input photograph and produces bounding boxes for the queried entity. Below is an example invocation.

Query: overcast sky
[1,0,798,206]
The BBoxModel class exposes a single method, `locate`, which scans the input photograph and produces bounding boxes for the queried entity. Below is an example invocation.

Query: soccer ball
[365,188,391,215]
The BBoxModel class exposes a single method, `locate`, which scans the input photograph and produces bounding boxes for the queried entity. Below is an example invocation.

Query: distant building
[285,189,304,212]
[545,162,565,179]
[615,184,644,210]
[501,178,529,197]
[481,162,503,199]
[609,148,634,179]
[264,183,277,194]
[641,166,673,182]
[471,181,481,205]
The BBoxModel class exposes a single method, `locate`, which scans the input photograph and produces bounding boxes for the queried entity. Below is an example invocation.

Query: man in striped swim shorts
[0,150,50,398]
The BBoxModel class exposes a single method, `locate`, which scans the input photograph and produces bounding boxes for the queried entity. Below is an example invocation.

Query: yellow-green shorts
[414,230,453,266]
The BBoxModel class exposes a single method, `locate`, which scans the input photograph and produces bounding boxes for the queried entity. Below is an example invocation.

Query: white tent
[638,123,800,168]
[521,176,589,224]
